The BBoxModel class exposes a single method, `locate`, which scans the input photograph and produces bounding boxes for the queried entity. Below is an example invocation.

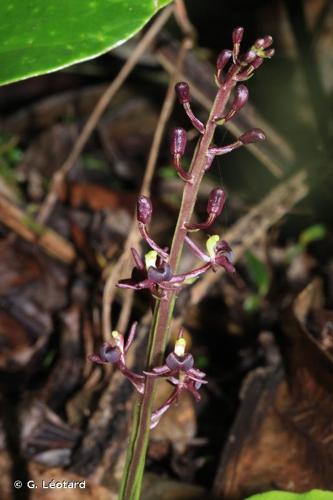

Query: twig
[174,0,196,38]
[0,193,76,264]
[36,5,173,226]
[103,35,192,341]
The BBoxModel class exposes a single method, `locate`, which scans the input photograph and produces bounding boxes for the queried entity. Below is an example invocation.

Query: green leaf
[245,250,270,296]
[245,490,333,500]
[299,224,326,248]
[0,0,172,86]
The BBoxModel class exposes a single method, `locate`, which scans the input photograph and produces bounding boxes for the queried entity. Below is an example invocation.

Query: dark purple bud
[171,127,187,157]
[231,84,249,112]
[255,35,273,49]
[265,48,275,58]
[99,344,122,364]
[252,56,264,70]
[216,49,232,71]
[232,26,244,45]
[240,128,266,144]
[207,188,226,216]
[175,81,190,104]
[137,195,152,224]
[254,38,265,49]
[242,50,257,64]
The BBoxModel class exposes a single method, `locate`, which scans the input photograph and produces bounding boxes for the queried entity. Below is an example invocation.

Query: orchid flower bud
[233,84,249,110]
[137,195,152,224]
[239,128,266,144]
[175,82,204,134]
[171,127,187,158]
[171,128,193,183]
[251,56,264,70]
[232,26,244,61]
[264,48,275,58]
[207,188,226,216]
[216,49,233,72]
[232,26,244,46]
[241,50,257,65]
[254,35,273,50]
[175,81,190,104]
[227,84,249,121]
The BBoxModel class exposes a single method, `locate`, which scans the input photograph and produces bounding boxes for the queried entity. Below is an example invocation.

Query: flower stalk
[89,26,274,500]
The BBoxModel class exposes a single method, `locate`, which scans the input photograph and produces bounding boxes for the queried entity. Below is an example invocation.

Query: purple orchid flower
[185,233,235,274]
[145,331,207,428]
[117,248,211,299]
[88,322,145,393]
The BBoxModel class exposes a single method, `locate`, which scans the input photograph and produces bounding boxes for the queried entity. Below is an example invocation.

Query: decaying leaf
[214,280,333,498]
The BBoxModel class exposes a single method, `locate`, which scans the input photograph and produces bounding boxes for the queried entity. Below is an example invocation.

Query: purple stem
[173,156,194,183]
[185,213,216,231]
[125,322,138,353]
[171,262,211,283]
[183,103,205,133]
[184,235,210,262]
[209,140,242,156]
[138,223,169,260]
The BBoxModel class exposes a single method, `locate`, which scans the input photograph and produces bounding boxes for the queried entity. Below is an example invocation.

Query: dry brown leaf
[214,280,333,498]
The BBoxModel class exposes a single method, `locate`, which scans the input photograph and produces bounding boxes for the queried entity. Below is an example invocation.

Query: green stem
[119,73,238,500]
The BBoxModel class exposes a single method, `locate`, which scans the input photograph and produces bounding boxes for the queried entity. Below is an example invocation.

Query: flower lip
[166,352,194,372]
[99,344,122,364]
[147,262,173,283]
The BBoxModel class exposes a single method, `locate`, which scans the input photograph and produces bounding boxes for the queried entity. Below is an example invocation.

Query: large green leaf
[245,490,333,500]
[0,0,172,86]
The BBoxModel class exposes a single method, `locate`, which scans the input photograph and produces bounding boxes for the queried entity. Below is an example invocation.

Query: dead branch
[0,193,76,264]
